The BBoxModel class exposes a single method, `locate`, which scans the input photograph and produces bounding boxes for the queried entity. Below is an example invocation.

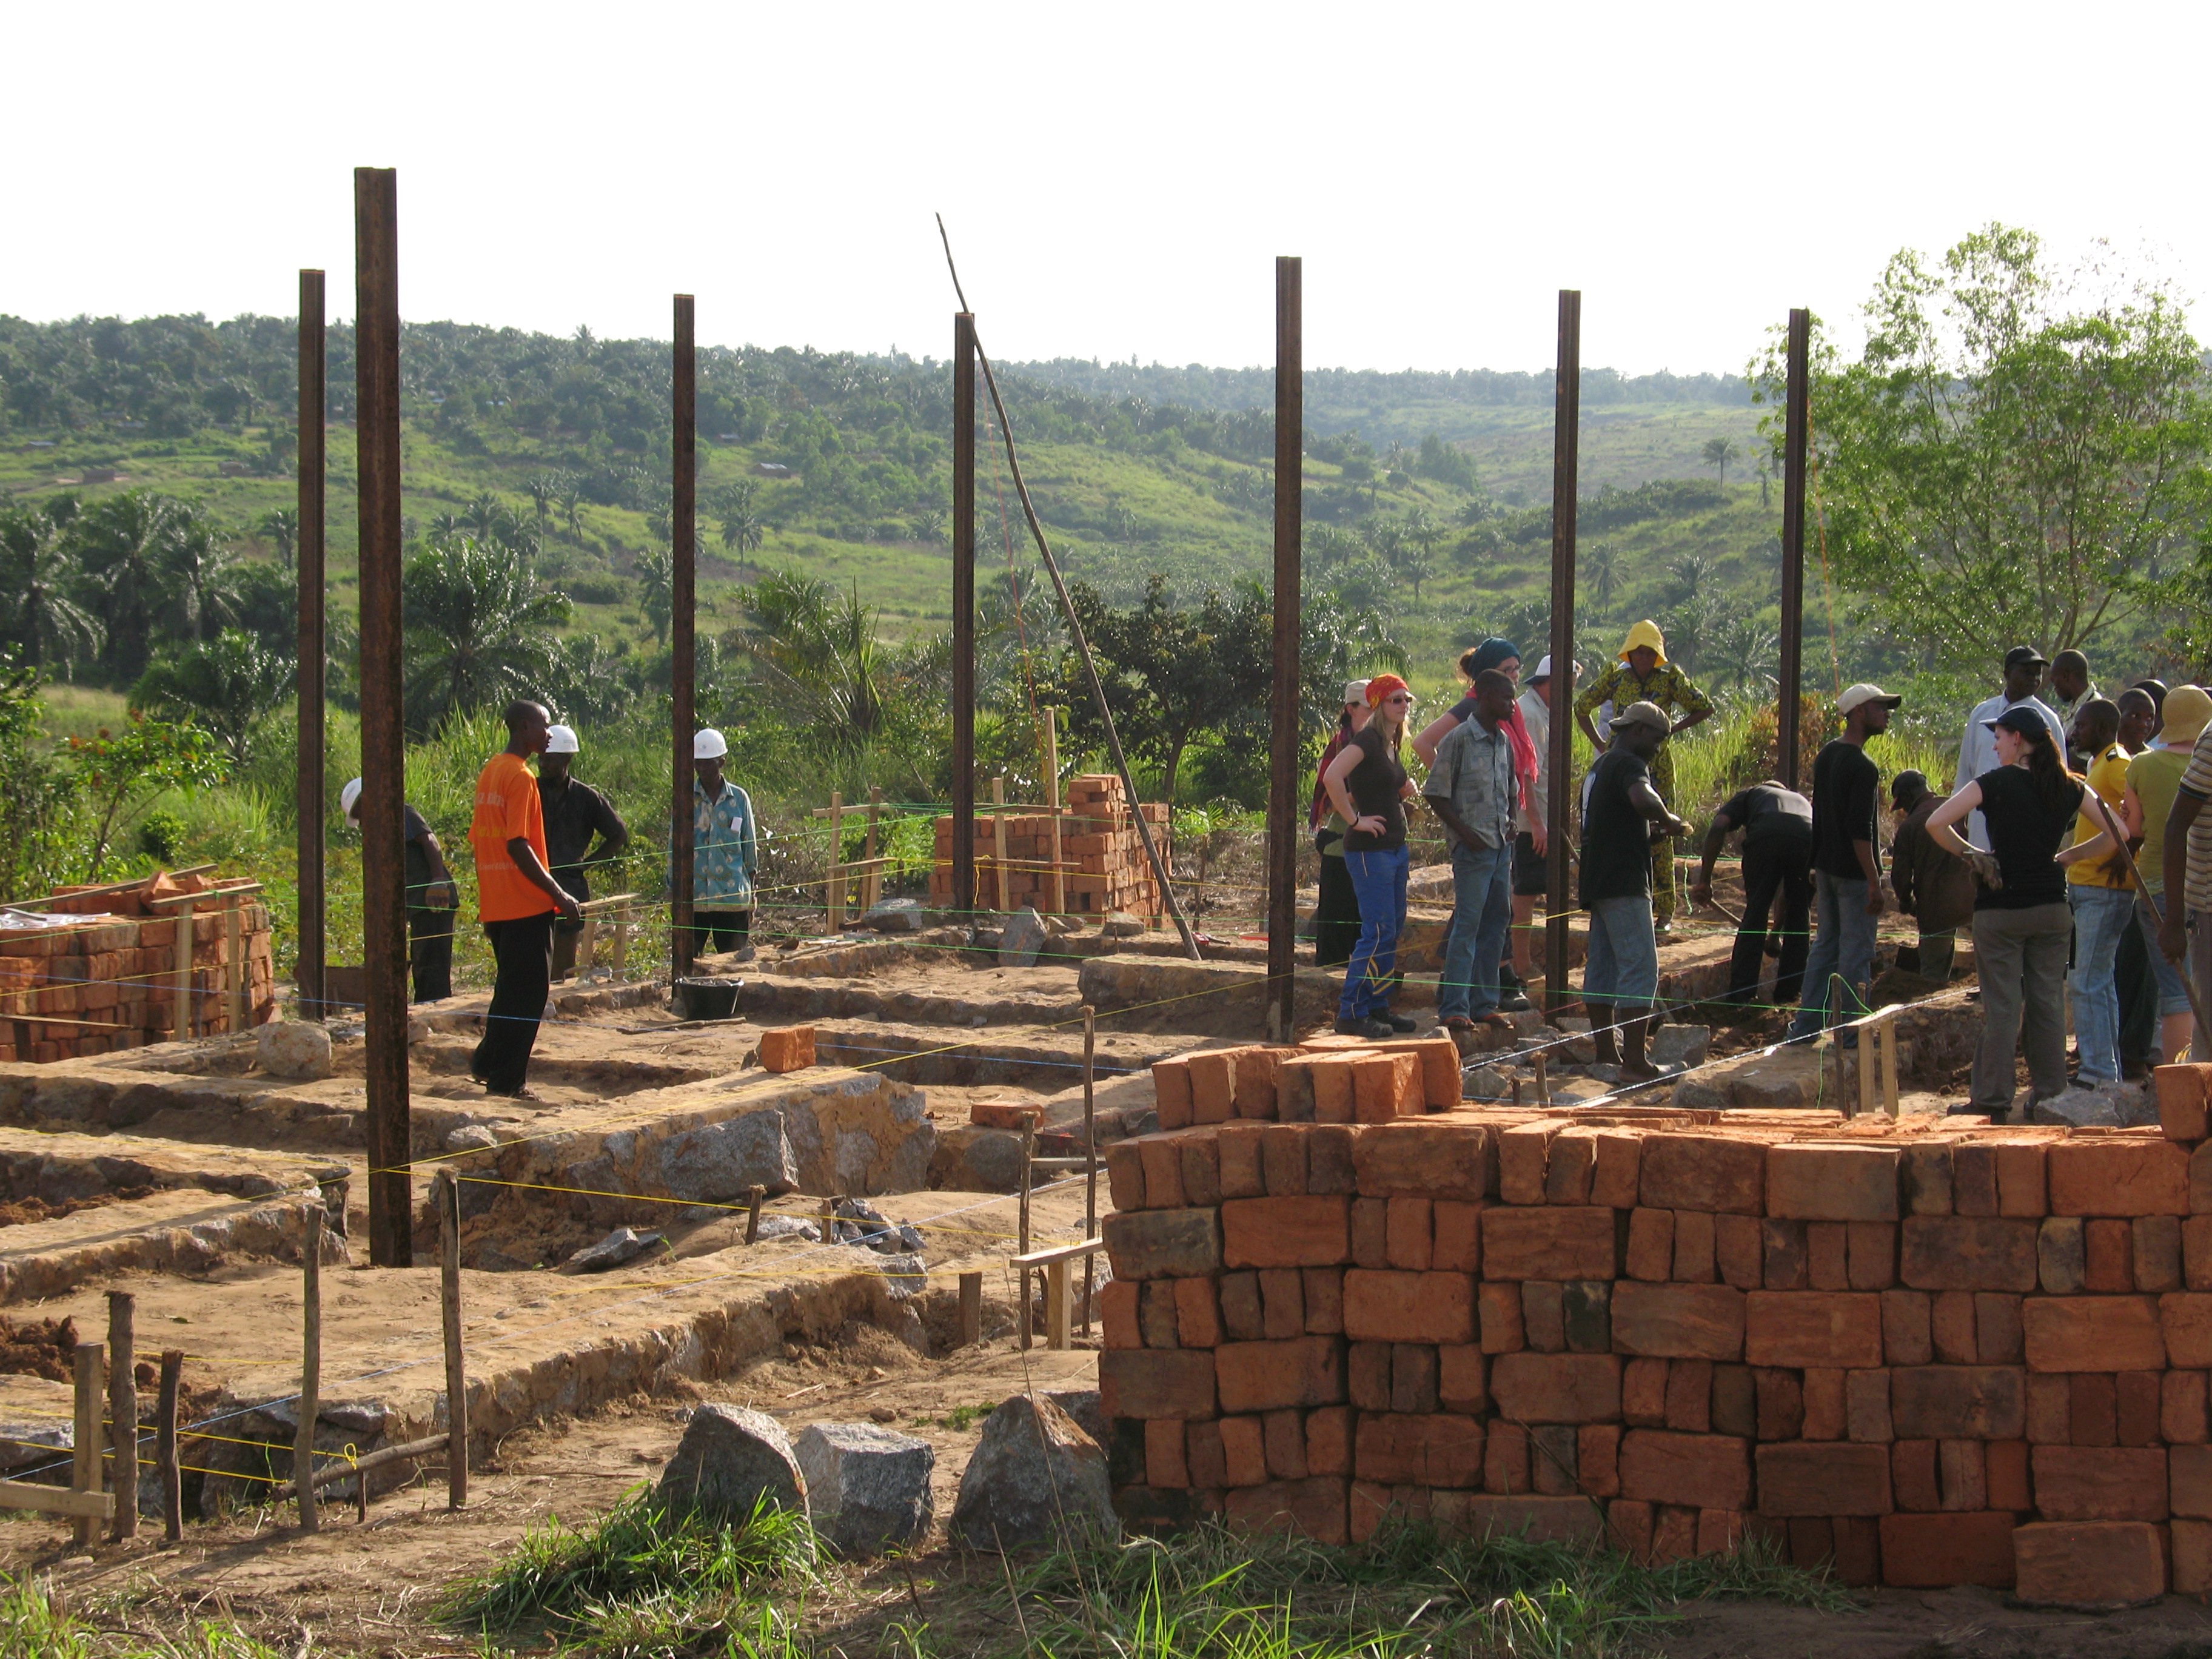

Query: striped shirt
[2180,727,2212,913]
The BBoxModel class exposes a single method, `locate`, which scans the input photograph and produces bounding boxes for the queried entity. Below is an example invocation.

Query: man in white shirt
[1955,646,2066,850]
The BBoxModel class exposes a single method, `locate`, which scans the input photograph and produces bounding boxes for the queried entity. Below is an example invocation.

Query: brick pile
[0,871,275,1063]
[1097,1047,2212,1606]
[931,774,1169,919]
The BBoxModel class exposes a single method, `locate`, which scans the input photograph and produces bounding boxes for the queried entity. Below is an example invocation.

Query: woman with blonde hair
[1322,675,1421,1039]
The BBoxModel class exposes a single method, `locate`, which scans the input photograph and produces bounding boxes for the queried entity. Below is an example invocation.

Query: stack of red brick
[0,871,276,1063]
[1096,1056,2212,1606]
[930,774,1169,919]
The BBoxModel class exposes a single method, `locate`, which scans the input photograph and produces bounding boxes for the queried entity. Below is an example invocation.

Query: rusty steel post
[951,313,978,922]
[1543,290,1582,1019]
[1267,256,1303,1043]
[355,166,411,1267]
[672,296,697,982]
[297,269,327,1021]
[1777,308,1811,792]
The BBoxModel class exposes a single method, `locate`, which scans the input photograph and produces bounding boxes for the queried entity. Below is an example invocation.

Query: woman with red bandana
[1321,675,1422,1038]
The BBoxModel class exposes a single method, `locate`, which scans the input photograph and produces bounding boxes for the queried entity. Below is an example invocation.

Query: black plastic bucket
[675,977,742,1021]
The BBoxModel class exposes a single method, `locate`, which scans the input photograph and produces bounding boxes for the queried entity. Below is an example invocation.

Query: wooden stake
[826,791,845,925]
[296,1205,323,1532]
[1081,1004,1096,1336]
[1533,1051,1551,1108]
[1043,711,1064,916]
[991,777,1008,914]
[171,899,196,1042]
[439,1174,467,1509]
[744,1184,765,1244]
[225,899,246,1034]
[1017,1125,1034,1351]
[863,787,883,912]
[156,1350,182,1543]
[72,1341,104,1548]
[958,1270,982,1347]
[106,1292,136,1539]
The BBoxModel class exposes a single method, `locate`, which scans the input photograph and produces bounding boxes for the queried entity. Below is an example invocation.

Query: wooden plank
[156,1350,182,1542]
[0,1480,112,1520]
[958,1271,982,1347]
[1045,1259,1073,1349]
[1010,1236,1107,1269]
[171,899,196,1043]
[225,900,246,1033]
[72,1340,104,1547]
[440,1174,467,1509]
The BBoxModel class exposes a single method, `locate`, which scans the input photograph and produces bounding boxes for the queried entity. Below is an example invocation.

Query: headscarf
[1618,619,1668,665]
[1466,637,1521,677]
[1364,674,1410,708]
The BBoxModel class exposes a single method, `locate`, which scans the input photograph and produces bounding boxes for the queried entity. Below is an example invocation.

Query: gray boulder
[1462,1064,1511,1104]
[2031,1080,2156,1129]
[794,1423,934,1556]
[950,1395,1118,1551]
[1650,1025,1711,1068]
[657,1404,808,1522]
[565,1227,664,1273]
[651,1112,799,1201]
[999,907,1048,968]
[1044,1389,1105,1446]
[862,897,930,934]
[256,1019,333,1081]
[1102,911,1145,939]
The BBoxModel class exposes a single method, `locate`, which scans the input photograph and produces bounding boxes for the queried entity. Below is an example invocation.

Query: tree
[729,571,895,748]
[635,545,675,646]
[0,651,81,901]
[259,508,300,571]
[525,474,558,528]
[66,712,227,882]
[158,515,243,643]
[400,537,571,734]
[1701,437,1741,489]
[1584,541,1624,613]
[69,491,207,679]
[131,629,293,765]
[0,505,102,674]
[1752,223,2212,659]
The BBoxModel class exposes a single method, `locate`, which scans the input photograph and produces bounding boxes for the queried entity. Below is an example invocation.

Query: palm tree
[463,493,503,540]
[400,537,571,734]
[1709,614,1779,697]
[731,572,891,746]
[525,475,558,528]
[0,508,102,675]
[558,477,583,537]
[131,629,293,765]
[1584,541,1625,613]
[1666,552,1718,607]
[259,508,300,571]
[635,545,675,646]
[160,518,244,644]
[1701,437,1741,489]
[70,490,200,677]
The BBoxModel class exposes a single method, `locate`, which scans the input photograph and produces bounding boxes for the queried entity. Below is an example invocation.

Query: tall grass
[0,1574,280,1659]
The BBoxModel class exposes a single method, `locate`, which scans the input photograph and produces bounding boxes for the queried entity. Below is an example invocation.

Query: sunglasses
[1385,693,1414,705]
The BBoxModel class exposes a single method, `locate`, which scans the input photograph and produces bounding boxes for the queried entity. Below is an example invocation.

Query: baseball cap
[1983,706,2049,738]
[1609,700,1670,736]
[2003,645,2049,672]
[545,723,579,754]
[1342,680,1370,706]
[1837,683,1902,716]
[692,729,729,760]
[1530,655,1552,683]
[340,777,364,819]
[1889,769,1928,806]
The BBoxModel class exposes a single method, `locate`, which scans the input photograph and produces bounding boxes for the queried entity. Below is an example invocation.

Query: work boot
[1620,1017,1661,1084]
[1588,1003,1619,1067]
[1496,965,1532,1013]
[1383,1009,1419,1034]
[1335,1014,1393,1040]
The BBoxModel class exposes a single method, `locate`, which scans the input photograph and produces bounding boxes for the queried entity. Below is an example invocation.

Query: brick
[1665,1358,1712,1432]
[1590,1130,1643,1209]
[1439,1344,1487,1413]
[1100,1349,1216,1419]
[1391,1342,1438,1413]
[1107,1142,1147,1211]
[1185,1421,1227,1489]
[1137,1139,1187,1212]
[1385,1197,1433,1269]
[1754,1367,1804,1441]
[1697,1506,1746,1557]
[1259,1269,1304,1340]
[1435,1491,1612,1547]
[1561,1281,1610,1353]
[1939,1439,1987,1510]
[1530,1424,1580,1495]
[1140,1281,1182,1347]
[1715,1213,1763,1290]
[1894,1439,1941,1511]
[970,1099,1044,1131]
[2038,1217,2085,1293]
[1216,1337,1345,1413]
[1933,1291,1977,1363]
[1187,1051,1238,1123]
[2173,1444,2212,1518]
[1611,1281,1744,1359]
[1879,1512,2016,1588]
[1618,1430,1752,1511]
[2023,1295,2165,1372]
[1478,1281,1524,1353]
[1223,1476,1347,1545]
[1580,1424,1623,1498]
[1848,1369,1893,1443]
[1173,1279,1221,1349]
[2167,1371,2210,1444]
[2163,1292,2212,1367]
[1347,1341,1390,1412]
[1350,1196,1388,1269]
[1757,1441,1892,1516]
[1219,1272,1264,1342]
[2195,1143,2212,1213]
[2119,1371,2162,1447]
[1832,1514,1883,1585]
[1302,1267,1344,1334]
[1426,1415,1486,1487]
[1640,1133,1764,1214]
[1498,1121,1563,1205]
[2047,1139,2189,1216]
[1902,1142,1956,1215]
[1609,1498,1656,1561]
[2188,1215,2212,1288]
[1626,1208,1674,1281]
[1521,1281,1564,1352]
[1621,1356,1667,1426]
[1803,1367,1847,1440]
[1216,1123,1267,1199]
[1432,1200,1483,1272]
[1544,1127,1600,1204]
[1744,1292,1883,1369]
[1899,1216,2039,1293]
[1151,1057,1195,1130]
[2032,1446,2168,1521]
[1953,1144,1999,1216]
[1882,1290,1933,1365]
[1220,1416,1269,1486]
[1713,1364,1758,1438]
[1305,1405,1350,1476]
[1492,1352,1623,1423]
[1234,1047,1292,1119]
[1673,1209,1717,1284]
[1144,1419,1188,1487]
[1342,1269,1475,1345]
[1989,1439,2031,1510]
[1485,1419,1529,1494]
[1806,1222,1848,1290]
[1483,1205,1618,1281]
[1261,1124,1309,1195]
[2084,1217,2132,1292]
[2178,1518,2212,1595]
[1888,1367,2026,1441]
[1848,1222,1897,1290]
[1353,1121,1491,1200]
[1994,1142,2048,1217]
[2070,1373,2116,1446]
[1221,1196,1349,1269]
[1766,1143,1901,1221]
[1309,1057,1361,1125]
[2159,1062,2212,1142]
[2026,1373,2069,1443]
[1762,1218,1808,1289]
[2135,1215,2184,1293]
[1180,1136,1223,1207]
[1976,1293,2024,1363]
[2013,1521,2166,1606]
[1352,1053,1421,1122]
[757,1026,814,1071]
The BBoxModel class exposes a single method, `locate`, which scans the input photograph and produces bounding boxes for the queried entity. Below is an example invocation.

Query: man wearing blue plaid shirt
[688,729,757,960]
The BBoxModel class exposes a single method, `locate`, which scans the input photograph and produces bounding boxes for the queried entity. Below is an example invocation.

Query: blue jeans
[1583,894,1660,1014]
[1788,873,1877,1042]
[2068,884,2135,1085]
[1439,839,1513,1020]
[1340,845,1410,1020]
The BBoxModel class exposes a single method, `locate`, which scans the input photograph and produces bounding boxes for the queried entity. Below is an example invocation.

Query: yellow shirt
[2068,742,2131,890]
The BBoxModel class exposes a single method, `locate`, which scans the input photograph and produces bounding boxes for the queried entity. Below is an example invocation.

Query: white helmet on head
[692,729,729,760]
[340,777,364,819]
[545,723,579,754]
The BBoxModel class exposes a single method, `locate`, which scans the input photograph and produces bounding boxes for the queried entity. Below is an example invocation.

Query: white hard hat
[545,723,580,754]
[340,777,364,819]
[692,728,729,760]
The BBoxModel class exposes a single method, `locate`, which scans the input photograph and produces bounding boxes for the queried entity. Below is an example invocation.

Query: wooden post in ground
[826,792,845,926]
[1017,1124,1035,1351]
[72,1341,104,1548]
[171,899,196,1042]
[224,900,246,1034]
[296,1205,323,1532]
[1081,1004,1097,1336]
[863,787,883,913]
[744,1184,765,1244]
[1777,307,1811,792]
[1267,254,1304,1044]
[951,312,979,922]
[156,1350,182,1543]
[1042,711,1064,916]
[439,1173,467,1509]
[1542,289,1582,1019]
[991,777,1008,913]
[295,267,327,1020]
[957,1270,982,1347]
[106,1292,135,1540]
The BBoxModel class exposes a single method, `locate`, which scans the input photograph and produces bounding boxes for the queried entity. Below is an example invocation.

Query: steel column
[296,270,326,1019]
[354,167,410,1267]
[1267,257,1303,1042]
[1543,290,1582,1019]
[1777,307,1811,791]
[671,296,697,980]
[951,313,977,919]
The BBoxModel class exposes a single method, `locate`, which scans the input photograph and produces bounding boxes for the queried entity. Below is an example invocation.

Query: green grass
[0,1574,280,1659]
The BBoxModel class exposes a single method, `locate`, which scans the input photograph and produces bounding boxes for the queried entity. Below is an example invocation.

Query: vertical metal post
[1017,1124,1034,1350]
[1543,290,1583,1019]
[951,313,978,921]
[1777,307,1811,792]
[356,166,411,1268]
[440,1172,468,1509]
[296,1205,322,1532]
[106,1290,136,1539]
[156,1350,182,1543]
[1267,256,1304,1044]
[672,295,698,984]
[297,269,327,1019]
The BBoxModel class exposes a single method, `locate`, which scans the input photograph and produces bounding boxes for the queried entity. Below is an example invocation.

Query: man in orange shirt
[469,700,581,1096]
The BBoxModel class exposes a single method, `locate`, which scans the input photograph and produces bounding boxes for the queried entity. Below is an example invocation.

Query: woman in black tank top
[1322,675,1421,1038]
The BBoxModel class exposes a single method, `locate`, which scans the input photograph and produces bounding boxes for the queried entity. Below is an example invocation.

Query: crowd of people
[1313,626,2212,1113]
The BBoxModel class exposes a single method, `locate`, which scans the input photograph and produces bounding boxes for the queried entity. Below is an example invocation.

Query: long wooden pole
[1081,1004,1096,1336]
[1267,256,1304,1042]
[1543,290,1583,1019]
[671,296,698,983]
[1777,307,1811,792]
[297,269,327,1019]
[440,1173,468,1509]
[106,1292,136,1539]
[156,1350,182,1543]
[295,1205,323,1532]
[951,313,978,920]
[72,1341,104,1548]
[355,166,411,1267]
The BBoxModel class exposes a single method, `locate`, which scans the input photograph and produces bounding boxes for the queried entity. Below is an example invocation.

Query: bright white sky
[10,0,2204,377]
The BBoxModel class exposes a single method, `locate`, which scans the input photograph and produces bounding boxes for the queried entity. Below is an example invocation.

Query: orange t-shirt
[471,751,554,922]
